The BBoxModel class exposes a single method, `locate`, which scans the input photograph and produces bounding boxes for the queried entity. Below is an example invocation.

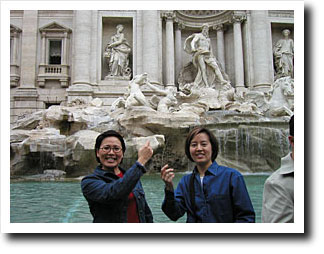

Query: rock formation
[10,74,293,178]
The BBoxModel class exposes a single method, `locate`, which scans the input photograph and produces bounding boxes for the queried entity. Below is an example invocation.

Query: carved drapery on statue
[273,29,294,79]
[104,24,132,80]
[182,23,230,89]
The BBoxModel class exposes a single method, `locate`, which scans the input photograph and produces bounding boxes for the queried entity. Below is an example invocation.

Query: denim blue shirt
[162,161,255,223]
[81,161,153,223]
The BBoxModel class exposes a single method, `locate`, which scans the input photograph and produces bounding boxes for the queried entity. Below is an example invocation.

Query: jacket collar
[94,165,125,177]
[193,161,219,176]
[279,153,294,175]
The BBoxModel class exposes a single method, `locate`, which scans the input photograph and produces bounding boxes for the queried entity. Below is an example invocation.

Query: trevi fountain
[9,11,294,180]
[6,9,297,224]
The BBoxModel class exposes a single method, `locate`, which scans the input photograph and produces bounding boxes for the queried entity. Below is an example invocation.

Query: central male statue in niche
[104,24,132,79]
[184,23,229,88]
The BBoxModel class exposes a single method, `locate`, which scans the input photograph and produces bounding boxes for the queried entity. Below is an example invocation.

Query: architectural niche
[173,10,235,29]
[10,24,22,87]
[37,22,72,88]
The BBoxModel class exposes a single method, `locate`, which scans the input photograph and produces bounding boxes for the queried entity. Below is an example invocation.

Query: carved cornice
[39,21,72,34]
[177,10,224,17]
[173,10,237,30]
[268,10,294,19]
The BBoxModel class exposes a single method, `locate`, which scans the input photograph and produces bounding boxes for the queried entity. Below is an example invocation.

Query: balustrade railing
[45,66,62,74]
[37,64,70,87]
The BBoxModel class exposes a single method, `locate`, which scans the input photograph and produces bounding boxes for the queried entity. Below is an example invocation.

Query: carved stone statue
[244,77,294,116]
[273,29,294,78]
[184,23,229,88]
[146,83,178,113]
[104,24,132,79]
[267,76,294,116]
[124,73,151,109]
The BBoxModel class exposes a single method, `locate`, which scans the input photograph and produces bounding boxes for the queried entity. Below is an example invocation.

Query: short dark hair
[289,115,294,136]
[185,127,219,162]
[94,130,126,163]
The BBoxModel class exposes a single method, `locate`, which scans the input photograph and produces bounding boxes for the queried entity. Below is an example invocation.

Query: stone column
[40,32,46,65]
[67,10,93,104]
[142,10,160,82]
[72,10,91,85]
[174,22,183,86]
[10,27,21,88]
[232,15,245,91]
[19,10,38,89]
[89,10,98,85]
[214,24,225,71]
[13,10,39,118]
[11,31,18,65]
[62,32,68,65]
[136,11,143,75]
[37,31,47,87]
[242,11,254,88]
[250,10,274,91]
[163,11,175,86]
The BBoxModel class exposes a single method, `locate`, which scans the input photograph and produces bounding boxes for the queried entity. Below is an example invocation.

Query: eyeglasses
[99,146,122,153]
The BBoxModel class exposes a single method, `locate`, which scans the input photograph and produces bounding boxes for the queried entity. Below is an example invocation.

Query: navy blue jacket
[81,161,153,223]
[162,161,255,223]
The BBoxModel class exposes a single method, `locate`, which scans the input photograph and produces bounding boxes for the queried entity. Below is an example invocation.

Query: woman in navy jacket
[81,130,153,223]
[161,127,255,223]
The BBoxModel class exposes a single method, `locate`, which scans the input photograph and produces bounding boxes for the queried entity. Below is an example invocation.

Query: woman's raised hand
[137,140,153,166]
[160,164,175,191]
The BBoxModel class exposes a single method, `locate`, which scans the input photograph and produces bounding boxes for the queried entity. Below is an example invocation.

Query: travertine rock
[10,74,293,177]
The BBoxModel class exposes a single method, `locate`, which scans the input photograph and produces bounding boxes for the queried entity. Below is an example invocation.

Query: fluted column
[174,22,183,86]
[142,10,160,82]
[214,24,225,71]
[163,11,175,86]
[250,10,274,90]
[73,10,91,85]
[232,15,245,90]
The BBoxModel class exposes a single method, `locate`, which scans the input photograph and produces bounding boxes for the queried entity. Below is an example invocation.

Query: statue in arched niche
[104,24,132,79]
[184,23,230,88]
[273,29,294,79]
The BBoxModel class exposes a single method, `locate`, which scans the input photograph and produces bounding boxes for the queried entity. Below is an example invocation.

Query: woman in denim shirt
[161,127,255,223]
[81,130,153,223]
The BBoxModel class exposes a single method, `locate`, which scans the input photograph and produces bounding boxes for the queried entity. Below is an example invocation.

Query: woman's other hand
[160,164,175,191]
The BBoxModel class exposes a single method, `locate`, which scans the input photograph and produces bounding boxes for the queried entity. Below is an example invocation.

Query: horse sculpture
[267,77,294,116]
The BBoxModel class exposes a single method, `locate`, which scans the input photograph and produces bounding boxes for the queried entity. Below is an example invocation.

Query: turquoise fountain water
[10,173,268,223]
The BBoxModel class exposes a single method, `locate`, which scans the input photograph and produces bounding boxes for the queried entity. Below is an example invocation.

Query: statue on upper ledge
[273,29,294,79]
[104,24,132,80]
[183,23,230,89]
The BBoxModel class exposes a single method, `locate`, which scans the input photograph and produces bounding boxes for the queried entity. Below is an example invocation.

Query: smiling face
[189,132,213,167]
[96,136,124,171]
